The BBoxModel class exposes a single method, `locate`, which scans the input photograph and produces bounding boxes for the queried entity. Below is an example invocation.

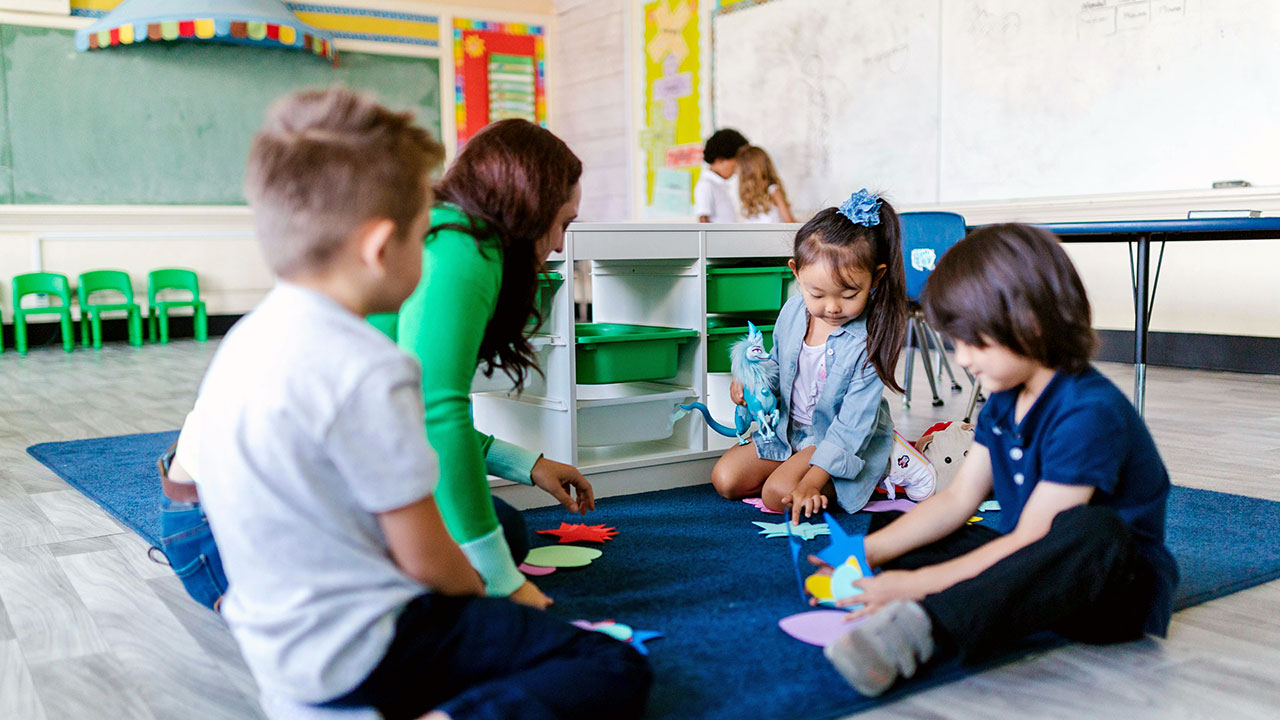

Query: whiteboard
[712,0,941,208]
[713,0,1280,206]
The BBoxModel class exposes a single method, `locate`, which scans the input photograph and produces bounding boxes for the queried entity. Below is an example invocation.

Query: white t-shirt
[790,341,828,427]
[693,169,741,223]
[743,184,782,223]
[193,282,439,703]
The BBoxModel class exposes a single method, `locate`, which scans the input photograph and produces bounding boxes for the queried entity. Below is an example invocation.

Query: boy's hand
[783,483,828,524]
[841,569,928,620]
[730,380,746,406]
[509,579,553,610]
[530,457,596,515]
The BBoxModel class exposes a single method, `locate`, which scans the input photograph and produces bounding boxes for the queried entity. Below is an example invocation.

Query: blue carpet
[28,432,1280,719]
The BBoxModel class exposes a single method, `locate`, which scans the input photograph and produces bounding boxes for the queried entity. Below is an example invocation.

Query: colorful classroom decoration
[453,18,546,147]
[642,0,702,215]
[536,522,619,544]
[72,0,337,64]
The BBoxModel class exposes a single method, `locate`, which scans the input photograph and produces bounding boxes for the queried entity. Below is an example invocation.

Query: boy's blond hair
[244,87,445,277]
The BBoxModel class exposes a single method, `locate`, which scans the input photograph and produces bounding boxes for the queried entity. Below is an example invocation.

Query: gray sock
[823,600,936,697]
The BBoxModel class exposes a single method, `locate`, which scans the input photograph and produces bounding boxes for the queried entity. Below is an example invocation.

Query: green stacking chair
[367,312,399,341]
[77,270,143,349]
[12,272,75,354]
[147,268,207,344]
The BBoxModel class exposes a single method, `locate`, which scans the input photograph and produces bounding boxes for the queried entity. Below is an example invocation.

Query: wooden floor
[1,339,1278,719]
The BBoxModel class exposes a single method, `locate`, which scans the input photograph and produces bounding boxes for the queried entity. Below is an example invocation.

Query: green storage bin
[528,271,564,329]
[706,317,774,373]
[368,312,398,341]
[575,323,698,384]
[706,266,791,313]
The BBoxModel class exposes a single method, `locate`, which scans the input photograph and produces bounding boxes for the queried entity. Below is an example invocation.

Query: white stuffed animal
[881,421,976,500]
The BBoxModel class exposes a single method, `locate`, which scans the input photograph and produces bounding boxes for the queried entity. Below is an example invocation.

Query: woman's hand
[530,457,596,515]
[730,380,746,406]
[509,579,553,609]
[840,570,929,620]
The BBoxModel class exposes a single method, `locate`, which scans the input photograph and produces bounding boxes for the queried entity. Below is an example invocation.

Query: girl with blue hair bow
[711,190,908,524]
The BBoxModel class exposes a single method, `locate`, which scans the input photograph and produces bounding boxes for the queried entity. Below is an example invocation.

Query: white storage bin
[575,382,697,447]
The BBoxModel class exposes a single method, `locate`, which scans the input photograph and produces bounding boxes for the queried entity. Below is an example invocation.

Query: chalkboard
[713,0,1280,206]
[0,24,441,204]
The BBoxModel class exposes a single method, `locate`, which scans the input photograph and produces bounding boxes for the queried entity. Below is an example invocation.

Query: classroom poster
[453,19,547,147]
[643,0,701,216]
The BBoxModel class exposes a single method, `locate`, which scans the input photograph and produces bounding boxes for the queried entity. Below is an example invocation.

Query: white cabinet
[472,223,800,481]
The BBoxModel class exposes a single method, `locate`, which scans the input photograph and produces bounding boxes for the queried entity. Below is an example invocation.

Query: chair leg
[913,317,944,407]
[158,310,170,344]
[14,313,26,354]
[148,309,157,343]
[60,312,74,353]
[903,320,917,408]
[195,304,207,342]
[128,308,143,347]
[964,378,982,423]
[923,321,962,392]
[91,312,103,350]
[80,315,91,347]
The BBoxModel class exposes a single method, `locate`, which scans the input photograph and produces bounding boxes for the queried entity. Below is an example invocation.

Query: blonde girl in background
[737,145,797,223]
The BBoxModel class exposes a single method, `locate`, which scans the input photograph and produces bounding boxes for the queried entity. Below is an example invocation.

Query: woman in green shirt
[398,119,593,609]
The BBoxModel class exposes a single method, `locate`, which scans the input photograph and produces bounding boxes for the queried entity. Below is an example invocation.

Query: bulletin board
[453,18,547,147]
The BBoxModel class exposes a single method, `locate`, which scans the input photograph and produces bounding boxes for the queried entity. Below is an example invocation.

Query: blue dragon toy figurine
[681,322,780,445]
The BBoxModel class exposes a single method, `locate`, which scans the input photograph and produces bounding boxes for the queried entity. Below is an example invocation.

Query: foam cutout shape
[754,521,829,540]
[979,500,1001,512]
[862,499,917,513]
[778,610,866,647]
[536,522,618,544]
[743,497,784,514]
[572,620,663,655]
[523,545,603,568]
[787,513,873,608]
[518,563,556,576]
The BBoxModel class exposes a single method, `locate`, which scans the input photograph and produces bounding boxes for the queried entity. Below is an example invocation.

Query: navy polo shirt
[974,366,1178,636]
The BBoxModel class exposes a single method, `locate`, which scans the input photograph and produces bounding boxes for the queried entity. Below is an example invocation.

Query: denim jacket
[754,295,895,511]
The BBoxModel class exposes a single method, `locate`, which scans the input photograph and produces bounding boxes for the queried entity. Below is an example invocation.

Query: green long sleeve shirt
[397,204,541,591]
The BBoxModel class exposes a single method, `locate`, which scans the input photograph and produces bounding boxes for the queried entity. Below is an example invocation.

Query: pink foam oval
[778,610,864,647]
[518,563,557,576]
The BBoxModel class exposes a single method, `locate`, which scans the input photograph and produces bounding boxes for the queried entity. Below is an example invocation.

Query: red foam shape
[536,522,619,544]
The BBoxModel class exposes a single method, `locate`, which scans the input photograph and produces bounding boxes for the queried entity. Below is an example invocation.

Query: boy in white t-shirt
[195,88,651,720]
[693,128,749,223]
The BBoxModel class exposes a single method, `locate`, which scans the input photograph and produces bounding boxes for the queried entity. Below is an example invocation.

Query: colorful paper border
[453,18,547,147]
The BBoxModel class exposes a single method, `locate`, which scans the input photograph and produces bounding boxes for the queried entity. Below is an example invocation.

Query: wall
[623,0,1280,343]
[0,0,555,322]
[549,0,631,221]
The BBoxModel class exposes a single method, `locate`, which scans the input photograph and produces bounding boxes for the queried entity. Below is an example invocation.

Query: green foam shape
[524,545,603,568]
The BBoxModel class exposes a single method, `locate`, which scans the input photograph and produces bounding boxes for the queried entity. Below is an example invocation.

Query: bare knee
[761,474,795,512]
[711,460,754,499]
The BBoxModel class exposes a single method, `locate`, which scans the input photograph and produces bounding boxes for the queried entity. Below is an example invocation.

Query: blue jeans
[158,497,528,611]
[159,498,228,611]
[326,593,653,720]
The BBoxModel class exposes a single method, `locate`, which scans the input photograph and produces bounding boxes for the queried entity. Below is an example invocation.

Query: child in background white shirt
[693,128,749,223]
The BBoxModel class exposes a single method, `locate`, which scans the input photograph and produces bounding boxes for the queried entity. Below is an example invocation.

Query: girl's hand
[530,457,596,514]
[783,483,829,524]
[509,579,554,609]
[730,380,746,406]
[840,570,927,620]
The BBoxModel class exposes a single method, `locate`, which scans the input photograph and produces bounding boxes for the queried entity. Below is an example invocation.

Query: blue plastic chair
[898,212,979,412]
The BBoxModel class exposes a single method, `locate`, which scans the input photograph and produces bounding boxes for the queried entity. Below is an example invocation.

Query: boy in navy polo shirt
[821,223,1178,696]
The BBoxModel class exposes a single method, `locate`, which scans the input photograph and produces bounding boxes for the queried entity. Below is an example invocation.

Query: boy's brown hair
[922,223,1097,373]
[244,87,445,277]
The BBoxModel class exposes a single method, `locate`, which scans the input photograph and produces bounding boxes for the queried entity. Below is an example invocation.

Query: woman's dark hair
[793,199,907,393]
[921,223,1097,373]
[703,128,749,163]
[434,119,582,390]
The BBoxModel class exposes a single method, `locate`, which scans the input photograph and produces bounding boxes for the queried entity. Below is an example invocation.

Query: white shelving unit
[474,223,801,495]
